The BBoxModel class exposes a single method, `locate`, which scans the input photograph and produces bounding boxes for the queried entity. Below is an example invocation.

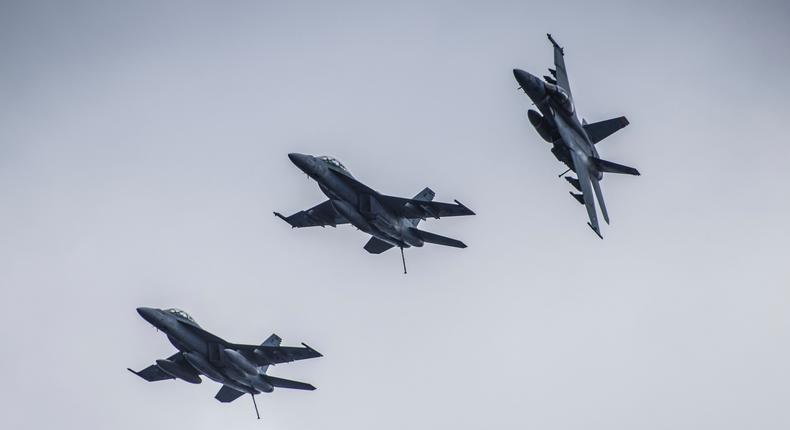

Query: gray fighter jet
[128,307,321,419]
[275,153,475,273]
[514,34,640,238]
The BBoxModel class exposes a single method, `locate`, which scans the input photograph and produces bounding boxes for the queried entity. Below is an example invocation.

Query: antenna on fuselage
[251,394,260,419]
[400,246,407,274]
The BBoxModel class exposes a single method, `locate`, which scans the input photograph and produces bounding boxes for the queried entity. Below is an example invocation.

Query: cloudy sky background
[1,1,789,429]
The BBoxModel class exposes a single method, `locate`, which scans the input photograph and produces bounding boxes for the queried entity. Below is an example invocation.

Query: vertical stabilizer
[409,187,435,227]
[260,334,282,347]
[258,334,282,374]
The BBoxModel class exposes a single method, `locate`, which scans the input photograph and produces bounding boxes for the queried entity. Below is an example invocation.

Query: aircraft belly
[367,220,407,248]
[167,331,206,355]
[371,216,396,236]
[370,229,404,247]
[319,183,354,204]
[183,352,225,383]
[319,173,361,203]
[370,214,412,246]
[224,367,273,394]
[330,199,371,232]
[554,115,592,157]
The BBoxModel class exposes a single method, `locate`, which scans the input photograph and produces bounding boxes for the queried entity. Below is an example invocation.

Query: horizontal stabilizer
[364,237,395,254]
[409,227,466,248]
[570,192,584,205]
[564,176,581,191]
[264,375,316,391]
[215,385,246,403]
[584,116,629,144]
[592,158,640,176]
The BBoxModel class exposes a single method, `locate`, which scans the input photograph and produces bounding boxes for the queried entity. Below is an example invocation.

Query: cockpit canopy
[544,82,574,114]
[165,308,196,324]
[554,87,574,114]
[318,156,352,175]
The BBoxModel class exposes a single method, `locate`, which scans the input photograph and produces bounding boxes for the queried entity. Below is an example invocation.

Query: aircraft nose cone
[513,69,546,99]
[513,69,532,87]
[287,153,314,173]
[136,307,158,325]
[287,152,302,164]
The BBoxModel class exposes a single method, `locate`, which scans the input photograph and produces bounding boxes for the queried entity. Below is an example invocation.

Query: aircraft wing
[234,343,323,366]
[127,352,181,382]
[263,375,317,391]
[570,150,602,238]
[274,200,349,228]
[128,364,173,382]
[377,195,475,220]
[548,33,573,102]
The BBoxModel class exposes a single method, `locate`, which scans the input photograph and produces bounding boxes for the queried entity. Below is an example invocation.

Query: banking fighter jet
[275,153,475,273]
[514,34,640,238]
[128,307,322,419]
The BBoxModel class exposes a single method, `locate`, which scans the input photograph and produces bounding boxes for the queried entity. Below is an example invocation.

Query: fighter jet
[513,34,640,238]
[128,307,322,419]
[275,153,475,273]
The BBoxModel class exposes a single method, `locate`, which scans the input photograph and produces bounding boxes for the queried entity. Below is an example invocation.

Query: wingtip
[301,342,323,357]
[453,199,476,215]
[273,212,296,228]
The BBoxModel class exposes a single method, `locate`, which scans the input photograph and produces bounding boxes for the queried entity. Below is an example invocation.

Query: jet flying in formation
[128,307,322,419]
[513,34,640,238]
[275,153,475,272]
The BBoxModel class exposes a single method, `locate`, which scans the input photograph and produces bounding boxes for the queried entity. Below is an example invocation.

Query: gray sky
[1,1,789,429]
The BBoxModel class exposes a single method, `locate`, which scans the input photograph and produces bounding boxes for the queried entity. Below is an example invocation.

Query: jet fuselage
[287,153,424,249]
[136,307,268,395]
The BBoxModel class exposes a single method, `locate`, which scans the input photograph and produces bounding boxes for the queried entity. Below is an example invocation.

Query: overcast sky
[1,1,789,429]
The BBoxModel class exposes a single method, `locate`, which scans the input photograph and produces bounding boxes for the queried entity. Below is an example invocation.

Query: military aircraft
[128,307,322,419]
[513,34,640,238]
[275,153,475,273]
